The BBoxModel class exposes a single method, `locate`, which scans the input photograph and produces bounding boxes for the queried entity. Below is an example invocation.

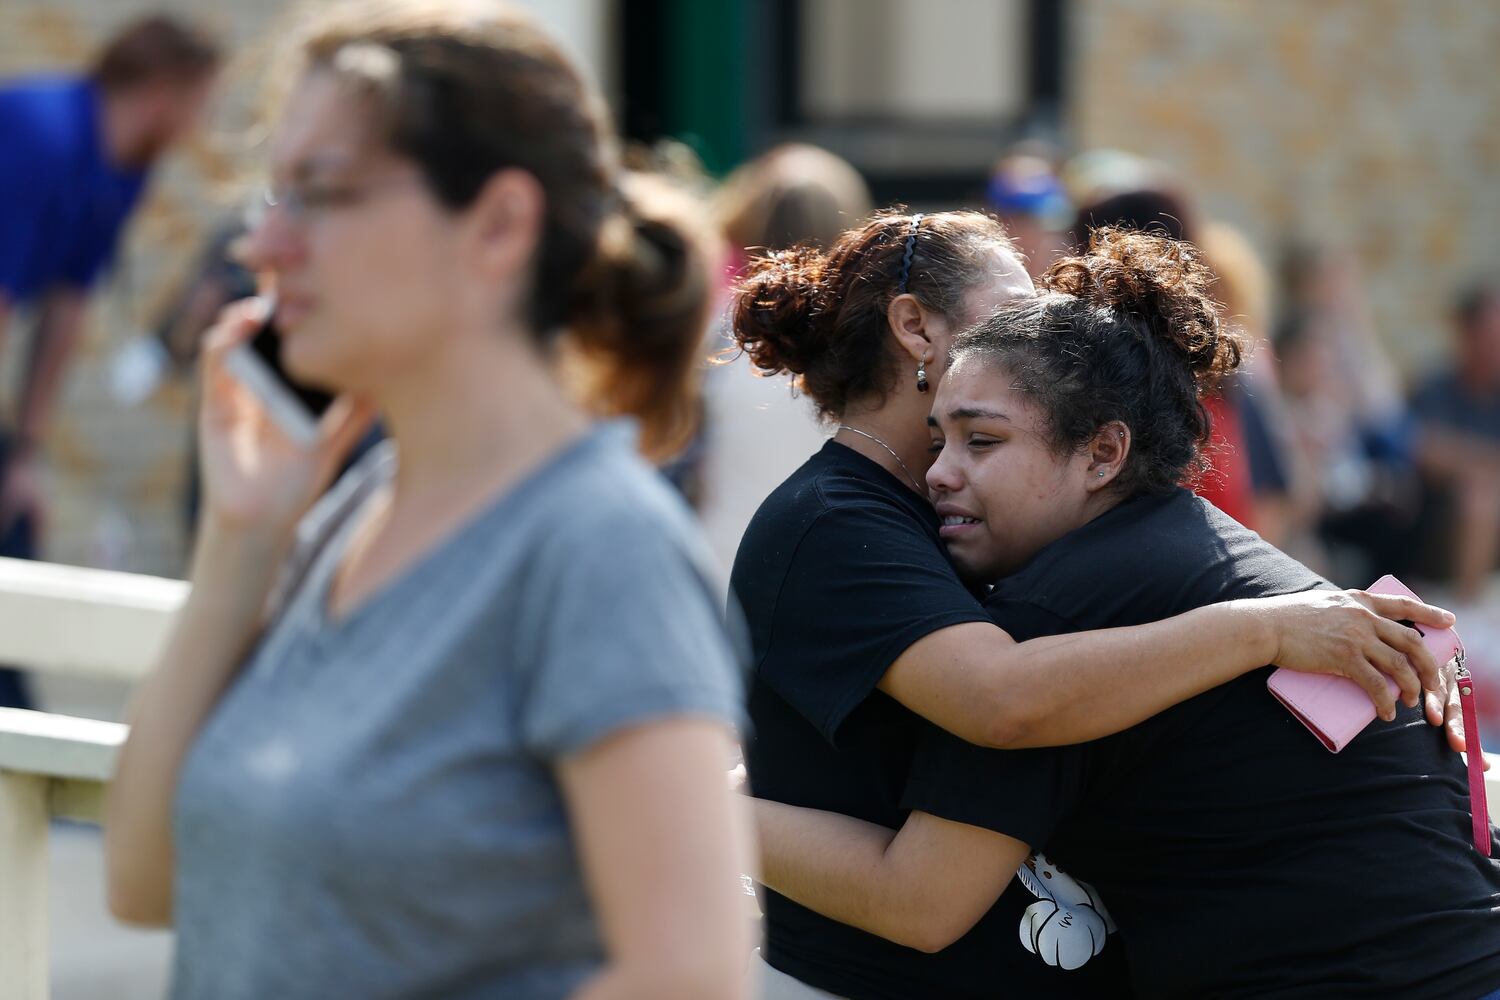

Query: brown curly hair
[951,227,1243,495]
[730,209,1020,419]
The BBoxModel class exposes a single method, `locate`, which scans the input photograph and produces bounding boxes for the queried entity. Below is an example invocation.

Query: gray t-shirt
[170,422,746,999]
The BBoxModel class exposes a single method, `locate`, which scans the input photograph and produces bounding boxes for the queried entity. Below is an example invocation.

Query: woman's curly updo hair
[952,227,1244,496]
[731,209,1020,420]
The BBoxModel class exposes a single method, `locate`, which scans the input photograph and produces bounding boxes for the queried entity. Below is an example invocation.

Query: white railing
[0,556,1498,999]
[0,557,183,683]
[0,557,178,1000]
[0,709,124,999]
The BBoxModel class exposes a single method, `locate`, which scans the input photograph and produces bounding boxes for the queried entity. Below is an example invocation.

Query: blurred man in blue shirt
[0,16,219,707]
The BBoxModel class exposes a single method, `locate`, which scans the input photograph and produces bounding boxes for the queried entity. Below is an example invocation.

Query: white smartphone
[222,302,335,447]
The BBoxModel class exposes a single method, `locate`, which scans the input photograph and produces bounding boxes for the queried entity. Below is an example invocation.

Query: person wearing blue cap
[984,151,1070,279]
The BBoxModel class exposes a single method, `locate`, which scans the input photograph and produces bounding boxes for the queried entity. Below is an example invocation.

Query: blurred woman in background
[715,143,874,270]
[698,142,874,573]
[1274,243,1421,582]
[1198,219,1303,547]
[104,3,751,998]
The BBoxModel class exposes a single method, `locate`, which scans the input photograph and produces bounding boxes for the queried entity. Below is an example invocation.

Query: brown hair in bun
[952,227,1244,496]
[731,209,1020,420]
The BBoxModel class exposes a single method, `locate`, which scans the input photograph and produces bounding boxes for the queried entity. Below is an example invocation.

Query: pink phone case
[1267,575,1462,753]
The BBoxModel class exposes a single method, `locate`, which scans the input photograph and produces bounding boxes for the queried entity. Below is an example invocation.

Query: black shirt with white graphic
[904,487,1500,1000]
[736,441,1131,999]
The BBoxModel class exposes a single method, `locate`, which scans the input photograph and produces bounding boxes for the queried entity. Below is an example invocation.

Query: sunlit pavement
[50,823,171,1000]
[36,675,171,1000]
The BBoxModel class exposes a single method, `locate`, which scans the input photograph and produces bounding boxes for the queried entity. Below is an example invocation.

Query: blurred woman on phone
[104,3,751,998]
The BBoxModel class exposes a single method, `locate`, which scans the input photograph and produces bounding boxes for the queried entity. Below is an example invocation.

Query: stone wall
[1071,0,1500,373]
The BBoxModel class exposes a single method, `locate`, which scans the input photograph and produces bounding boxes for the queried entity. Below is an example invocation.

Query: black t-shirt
[904,488,1500,1000]
[736,441,1132,999]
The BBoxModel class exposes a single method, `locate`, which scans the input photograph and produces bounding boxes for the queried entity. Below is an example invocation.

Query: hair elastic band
[897,213,924,294]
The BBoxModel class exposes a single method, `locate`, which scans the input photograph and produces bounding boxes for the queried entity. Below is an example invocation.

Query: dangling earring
[916,358,930,393]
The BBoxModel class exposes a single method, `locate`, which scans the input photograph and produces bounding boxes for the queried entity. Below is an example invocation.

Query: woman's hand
[198,297,376,540]
[1242,588,1456,725]
[1433,657,1484,761]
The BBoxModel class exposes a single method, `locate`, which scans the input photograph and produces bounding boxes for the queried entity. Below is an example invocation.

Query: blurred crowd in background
[129,129,1500,621]
[2,1,1500,730]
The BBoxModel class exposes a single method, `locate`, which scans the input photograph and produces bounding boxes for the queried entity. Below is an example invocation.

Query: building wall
[1071,0,1500,374]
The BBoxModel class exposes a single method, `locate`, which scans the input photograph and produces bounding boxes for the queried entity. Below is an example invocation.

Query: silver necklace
[837,424,926,495]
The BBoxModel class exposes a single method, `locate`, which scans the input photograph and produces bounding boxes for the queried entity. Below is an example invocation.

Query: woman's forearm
[881,603,1275,750]
[754,800,911,945]
[991,601,1276,747]
[887,587,1448,750]
[753,800,1027,954]
[992,587,1454,748]
[103,518,288,925]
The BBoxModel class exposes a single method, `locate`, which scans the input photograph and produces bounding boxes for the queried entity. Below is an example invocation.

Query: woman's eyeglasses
[245,172,423,228]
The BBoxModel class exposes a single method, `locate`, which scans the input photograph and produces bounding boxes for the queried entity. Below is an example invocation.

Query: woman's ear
[887,292,936,366]
[1085,420,1131,493]
[467,167,545,283]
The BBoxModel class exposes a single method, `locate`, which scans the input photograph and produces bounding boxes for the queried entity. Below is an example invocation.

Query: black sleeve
[901,726,1090,850]
[902,599,1092,848]
[754,502,990,747]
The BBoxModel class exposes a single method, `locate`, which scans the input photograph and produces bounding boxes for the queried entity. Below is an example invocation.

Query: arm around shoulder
[879,602,1278,748]
[880,587,1450,748]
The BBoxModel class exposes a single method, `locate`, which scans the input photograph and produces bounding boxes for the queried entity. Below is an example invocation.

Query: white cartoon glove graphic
[1016,853,1116,971]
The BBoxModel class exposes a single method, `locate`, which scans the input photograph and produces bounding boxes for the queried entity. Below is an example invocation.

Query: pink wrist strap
[1458,652,1492,857]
